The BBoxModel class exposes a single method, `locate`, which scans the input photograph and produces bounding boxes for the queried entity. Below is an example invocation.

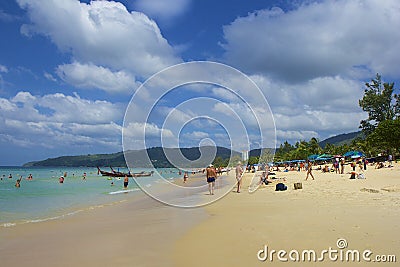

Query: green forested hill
[318,131,363,148]
[22,132,363,167]
[23,146,239,168]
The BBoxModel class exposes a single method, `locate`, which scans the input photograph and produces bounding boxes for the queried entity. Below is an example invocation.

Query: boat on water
[97,167,154,177]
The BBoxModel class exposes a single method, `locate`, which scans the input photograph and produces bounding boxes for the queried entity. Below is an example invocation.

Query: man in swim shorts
[206,164,217,195]
[124,175,129,189]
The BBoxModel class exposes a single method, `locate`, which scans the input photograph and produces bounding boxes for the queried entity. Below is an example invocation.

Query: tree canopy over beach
[266,74,399,163]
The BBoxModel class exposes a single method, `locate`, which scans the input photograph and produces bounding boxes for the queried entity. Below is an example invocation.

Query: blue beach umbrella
[316,154,332,161]
[343,151,364,158]
[308,154,319,160]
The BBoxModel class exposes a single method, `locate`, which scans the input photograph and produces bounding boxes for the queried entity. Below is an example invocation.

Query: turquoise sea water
[0,167,181,226]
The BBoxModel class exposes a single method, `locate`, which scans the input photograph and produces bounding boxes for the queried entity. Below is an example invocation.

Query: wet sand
[0,189,206,267]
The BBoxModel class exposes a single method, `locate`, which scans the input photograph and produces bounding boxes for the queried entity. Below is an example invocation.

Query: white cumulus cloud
[57,62,140,94]
[17,0,182,81]
[0,92,124,152]
[222,0,400,82]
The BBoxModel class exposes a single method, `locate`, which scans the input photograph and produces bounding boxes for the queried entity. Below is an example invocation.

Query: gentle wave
[1,199,128,228]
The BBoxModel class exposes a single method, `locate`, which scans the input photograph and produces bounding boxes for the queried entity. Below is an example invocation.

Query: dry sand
[1,164,399,266]
[174,163,400,266]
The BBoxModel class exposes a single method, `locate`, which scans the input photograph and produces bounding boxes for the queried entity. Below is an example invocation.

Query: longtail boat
[97,167,153,177]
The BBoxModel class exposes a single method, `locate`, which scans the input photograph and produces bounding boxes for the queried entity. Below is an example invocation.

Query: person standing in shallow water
[123,175,129,189]
[15,177,21,188]
[305,160,314,180]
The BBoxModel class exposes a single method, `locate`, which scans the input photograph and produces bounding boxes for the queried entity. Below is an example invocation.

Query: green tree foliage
[275,138,323,161]
[359,73,399,135]
[212,156,225,167]
[248,156,259,165]
[358,74,400,155]
[366,119,400,154]
[259,149,275,164]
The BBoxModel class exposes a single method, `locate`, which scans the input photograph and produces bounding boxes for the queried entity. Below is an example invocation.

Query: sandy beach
[174,163,400,266]
[1,164,399,266]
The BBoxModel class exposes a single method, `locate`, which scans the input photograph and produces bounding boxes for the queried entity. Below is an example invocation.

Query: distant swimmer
[9,174,12,179]
[124,175,129,189]
[15,176,22,188]
[59,176,64,183]
[83,172,87,180]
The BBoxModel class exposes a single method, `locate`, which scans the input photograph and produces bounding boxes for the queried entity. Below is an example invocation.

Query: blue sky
[1,0,400,166]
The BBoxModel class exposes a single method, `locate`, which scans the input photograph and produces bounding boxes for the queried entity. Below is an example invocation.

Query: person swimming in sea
[15,177,21,188]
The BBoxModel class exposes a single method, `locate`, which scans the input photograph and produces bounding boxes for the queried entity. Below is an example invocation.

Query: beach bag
[275,183,287,191]
[357,173,365,179]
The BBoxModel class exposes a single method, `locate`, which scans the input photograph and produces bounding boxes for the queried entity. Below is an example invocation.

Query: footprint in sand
[360,188,380,193]
[381,185,400,192]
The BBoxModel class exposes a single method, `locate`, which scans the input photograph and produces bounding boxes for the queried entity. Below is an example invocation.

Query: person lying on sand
[375,162,385,169]
[258,172,286,186]
[321,165,330,173]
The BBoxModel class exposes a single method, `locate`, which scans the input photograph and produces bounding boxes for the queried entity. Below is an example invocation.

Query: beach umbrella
[344,151,364,158]
[316,154,332,160]
[308,154,319,160]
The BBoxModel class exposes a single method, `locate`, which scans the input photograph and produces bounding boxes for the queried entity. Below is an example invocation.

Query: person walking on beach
[123,175,129,189]
[183,172,188,183]
[388,154,393,167]
[340,158,345,174]
[305,160,314,180]
[235,162,244,193]
[206,164,217,195]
